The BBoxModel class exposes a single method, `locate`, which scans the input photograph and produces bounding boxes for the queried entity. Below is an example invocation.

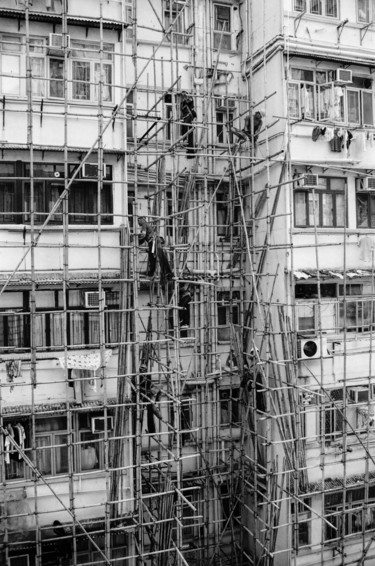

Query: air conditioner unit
[48,33,71,51]
[215,96,236,110]
[91,415,114,433]
[335,69,352,84]
[348,386,370,404]
[301,174,319,187]
[82,163,106,179]
[358,176,375,191]
[297,337,327,360]
[84,291,106,309]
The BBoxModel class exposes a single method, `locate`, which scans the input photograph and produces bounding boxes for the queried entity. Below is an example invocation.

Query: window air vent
[48,33,71,51]
[215,96,236,110]
[335,69,352,84]
[301,174,319,187]
[84,291,106,309]
[359,177,375,191]
[348,387,370,404]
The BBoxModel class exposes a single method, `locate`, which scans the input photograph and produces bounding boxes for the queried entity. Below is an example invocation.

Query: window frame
[293,176,346,228]
[217,290,240,342]
[219,387,240,427]
[294,0,338,17]
[325,487,375,542]
[163,0,188,45]
[356,187,375,228]
[0,35,114,104]
[357,0,375,22]
[288,67,374,125]
[213,3,233,51]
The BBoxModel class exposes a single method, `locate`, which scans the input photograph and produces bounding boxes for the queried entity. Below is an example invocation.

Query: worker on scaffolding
[180,91,197,158]
[229,109,265,145]
[137,216,173,281]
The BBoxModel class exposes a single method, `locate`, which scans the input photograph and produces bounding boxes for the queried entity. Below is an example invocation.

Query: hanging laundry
[14,423,25,459]
[311,126,326,142]
[324,127,334,142]
[346,131,354,149]
[359,236,375,262]
[358,131,367,152]
[4,424,15,464]
[330,128,343,152]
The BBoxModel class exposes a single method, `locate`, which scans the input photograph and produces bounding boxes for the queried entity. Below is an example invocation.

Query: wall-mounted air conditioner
[335,69,352,84]
[358,177,375,191]
[297,337,327,360]
[82,163,106,179]
[214,96,236,110]
[84,291,106,309]
[91,416,114,433]
[348,386,370,404]
[48,33,71,52]
[301,174,319,188]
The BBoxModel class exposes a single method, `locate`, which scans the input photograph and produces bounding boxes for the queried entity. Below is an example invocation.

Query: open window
[213,3,233,50]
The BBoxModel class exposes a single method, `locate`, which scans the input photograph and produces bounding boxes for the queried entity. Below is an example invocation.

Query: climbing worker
[229,109,265,145]
[137,216,173,281]
[180,91,197,158]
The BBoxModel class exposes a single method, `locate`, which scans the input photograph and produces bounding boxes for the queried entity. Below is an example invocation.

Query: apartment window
[291,497,311,547]
[216,184,241,237]
[180,398,193,444]
[213,4,232,50]
[217,291,240,342]
[78,414,105,471]
[324,388,344,443]
[0,36,114,102]
[294,177,346,228]
[3,421,29,480]
[325,487,375,541]
[358,0,375,22]
[0,288,120,353]
[339,298,375,332]
[294,0,338,17]
[216,110,233,144]
[219,388,240,426]
[35,417,69,476]
[71,42,112,102]
[357,190,375,228]
[289,68,374,125]
[0,161,113,225]
[126,90,134,139]
[295,281,375,334]
[164,93,174,141]
[0,35,21,96]
[125,0,134,38]
[164,1,187,44]
[30,38,46,97]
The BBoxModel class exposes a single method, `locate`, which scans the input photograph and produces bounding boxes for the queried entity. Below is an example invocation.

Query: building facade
[246,0,375,564]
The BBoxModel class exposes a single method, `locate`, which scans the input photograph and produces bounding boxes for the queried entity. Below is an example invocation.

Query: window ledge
[287,10,341,25]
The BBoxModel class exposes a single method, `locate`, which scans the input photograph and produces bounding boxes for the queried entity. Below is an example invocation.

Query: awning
[2,398,118,418]
[0,8,125,31]
[59,349,112,371]
[0,270,120,287]
[294,269,374,281]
